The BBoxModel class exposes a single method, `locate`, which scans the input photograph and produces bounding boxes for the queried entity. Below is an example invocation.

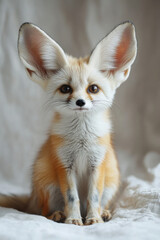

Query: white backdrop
[0,0,160,239]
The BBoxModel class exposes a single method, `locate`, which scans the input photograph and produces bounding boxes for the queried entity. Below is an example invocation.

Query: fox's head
[18,22,137,115]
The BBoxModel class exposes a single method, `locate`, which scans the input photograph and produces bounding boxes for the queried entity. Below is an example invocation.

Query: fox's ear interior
[89,22,137,88]
[18,23,68,88]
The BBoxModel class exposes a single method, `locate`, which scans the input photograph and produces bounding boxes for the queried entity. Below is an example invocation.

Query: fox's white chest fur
[51,112,111,176]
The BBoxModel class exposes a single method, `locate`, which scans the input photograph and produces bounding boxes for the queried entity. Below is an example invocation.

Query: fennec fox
[0,22,137,225]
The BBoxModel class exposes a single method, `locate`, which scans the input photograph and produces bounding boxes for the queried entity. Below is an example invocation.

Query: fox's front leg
[58,168,83,225]
[85,165,105,225]
[85,152,119,225]
[85,148,120,225]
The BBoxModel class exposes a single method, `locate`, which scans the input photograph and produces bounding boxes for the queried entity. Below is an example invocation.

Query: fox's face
[46,57,115,115]
[18,22,137,116]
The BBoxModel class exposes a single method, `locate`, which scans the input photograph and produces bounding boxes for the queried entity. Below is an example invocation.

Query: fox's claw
[85,217,103,225]
[65,218,83,226]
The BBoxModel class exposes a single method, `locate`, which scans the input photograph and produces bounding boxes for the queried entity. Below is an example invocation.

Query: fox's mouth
[74,108,89,111]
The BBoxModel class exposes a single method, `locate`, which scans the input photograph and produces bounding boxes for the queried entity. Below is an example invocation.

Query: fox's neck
[50,110,112,138]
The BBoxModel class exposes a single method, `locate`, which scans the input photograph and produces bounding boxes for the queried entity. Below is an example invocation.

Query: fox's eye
[88,84,99,94]
[60,85,72,94]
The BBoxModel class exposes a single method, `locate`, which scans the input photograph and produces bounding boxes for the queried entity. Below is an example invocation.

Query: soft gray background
[0,0,160,192]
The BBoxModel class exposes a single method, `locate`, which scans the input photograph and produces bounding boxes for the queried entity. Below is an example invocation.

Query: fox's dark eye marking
[87,84,99,94]
[60,85,72,94]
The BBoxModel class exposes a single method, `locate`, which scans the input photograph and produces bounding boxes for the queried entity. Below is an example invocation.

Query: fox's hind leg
[27,184,65,222]
[101,148,120,222]
[101,186,117,222]
[48,211,66,223]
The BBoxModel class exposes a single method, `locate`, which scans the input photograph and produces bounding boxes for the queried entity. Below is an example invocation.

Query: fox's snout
[69,96,93,112]
[76,99,86,107]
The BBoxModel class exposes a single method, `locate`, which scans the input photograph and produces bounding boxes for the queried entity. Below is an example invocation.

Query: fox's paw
[65,218,83,226]
[49,211,66,223]
[85,217,104,225]
[101,210,112,222]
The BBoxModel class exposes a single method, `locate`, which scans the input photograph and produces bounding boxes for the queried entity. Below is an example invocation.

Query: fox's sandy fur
[0,22,137,225]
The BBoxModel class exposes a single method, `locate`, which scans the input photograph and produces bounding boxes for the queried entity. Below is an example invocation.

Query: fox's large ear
[18,23,68,88]
[89,22,137,88]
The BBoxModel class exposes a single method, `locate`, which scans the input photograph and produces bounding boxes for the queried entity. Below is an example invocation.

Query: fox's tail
[0,194,30,212]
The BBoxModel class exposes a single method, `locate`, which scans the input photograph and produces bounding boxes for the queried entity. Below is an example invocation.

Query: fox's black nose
[76,99,86,107]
